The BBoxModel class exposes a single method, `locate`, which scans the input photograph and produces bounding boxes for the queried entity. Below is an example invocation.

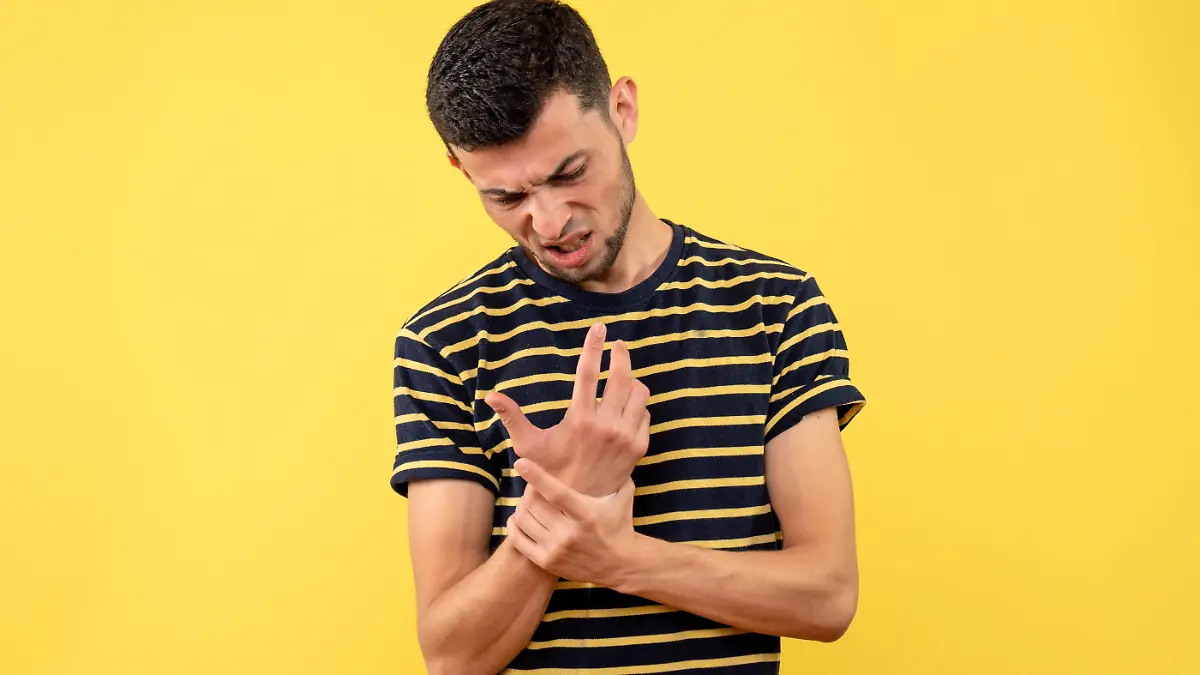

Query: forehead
[453,91,605,188]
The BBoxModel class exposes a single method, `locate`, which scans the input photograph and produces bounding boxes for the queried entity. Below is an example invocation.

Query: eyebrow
[480,150,587,198]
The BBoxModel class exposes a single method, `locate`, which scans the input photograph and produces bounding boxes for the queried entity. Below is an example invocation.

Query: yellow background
[2,1,1197,673]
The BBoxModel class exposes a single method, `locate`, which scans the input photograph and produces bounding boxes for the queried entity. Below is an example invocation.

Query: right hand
[484,323,650,497]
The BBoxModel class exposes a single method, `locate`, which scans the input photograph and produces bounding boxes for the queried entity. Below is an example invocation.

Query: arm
[407,478,557,675]
[613,407,858,641]
[507,407,859,642]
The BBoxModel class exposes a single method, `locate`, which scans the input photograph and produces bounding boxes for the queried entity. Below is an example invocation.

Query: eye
[491,193,525,206]
[555,164,587,183]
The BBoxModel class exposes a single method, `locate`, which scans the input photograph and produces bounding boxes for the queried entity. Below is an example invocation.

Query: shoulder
[675,224,814,299]
[395,249,535,355]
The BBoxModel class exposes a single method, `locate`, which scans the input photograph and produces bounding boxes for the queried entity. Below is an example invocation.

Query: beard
[524,143,636,286]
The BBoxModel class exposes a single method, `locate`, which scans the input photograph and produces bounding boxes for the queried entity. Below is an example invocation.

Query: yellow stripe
[441,295,794,357]
[638,445,761,467]
[503,652,780,674]
[649,414,765,435]
[684,236,745,252]
[776,321,839,356]
[765,379,859,433]
[682,532,779,549]
[408,274,532,326]
[392,460,499,490]
[466,326,781,383]
[771,348,850,390]
[633,504,772,527]
[476,372,577,399]
[418,295,570,340]
[633,352,772,379]
[784,293,828,322]
[657,270,804,292]
[840,401,865,427]
[392,386,473,414]
[495,496,519,507]
[475,398,571,434]
[677,254,796,269]
[526,627,742,650]
[446,260,517,295]
[394,437,453,453]
[492,504,772,536]
[392,357,463,387]
[634,475,763,497]
[555,580,596,590]
[394,414,475,433]
[647,384,769,406]
[541,604,676,622]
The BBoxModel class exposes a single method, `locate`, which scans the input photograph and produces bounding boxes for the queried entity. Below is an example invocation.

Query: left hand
[507,457,640,587]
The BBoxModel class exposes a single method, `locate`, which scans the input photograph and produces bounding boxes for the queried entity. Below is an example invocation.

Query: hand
[484,322,650,496]
[506,458,640,588]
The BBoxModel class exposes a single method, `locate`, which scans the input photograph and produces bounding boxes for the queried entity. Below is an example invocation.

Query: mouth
[542,232,594,269]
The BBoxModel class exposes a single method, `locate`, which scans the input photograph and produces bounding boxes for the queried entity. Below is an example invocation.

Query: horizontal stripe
[493,504,772,536]
[392,386,473,414]
[634,475,764,497]
[419,295,570,340]
[646,383,769,406]
[467,327,780,383]
[445,260,517,295]
[657,270,805,292]
[392,460,499,490]
[442,295,794,357]
[541,604,677,623]
[771,348,850,391]
[408,275,533,327]
[677,254,796,269]
[632,352,772,379]
[394,437,454,453]
[633,503,772,527]
[526,627,742,650]
[765,379,859,433]
[392,357,463,387]
[682,532,779,549]
[637,445,762,467]
[784,293,828,322]
[394,413,475,433]
[555,580,597,590]
[684,235,744,252]
[503,651,780,674]
[649,414,766,435]
[776,321,839,357]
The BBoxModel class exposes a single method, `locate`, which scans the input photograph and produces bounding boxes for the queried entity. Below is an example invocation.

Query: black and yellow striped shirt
[391,220,866,674]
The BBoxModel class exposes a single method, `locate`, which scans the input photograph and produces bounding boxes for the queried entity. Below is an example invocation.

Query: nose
[527,190,571,242]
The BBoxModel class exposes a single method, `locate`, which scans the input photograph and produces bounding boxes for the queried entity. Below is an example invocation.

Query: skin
[407,77,859,675]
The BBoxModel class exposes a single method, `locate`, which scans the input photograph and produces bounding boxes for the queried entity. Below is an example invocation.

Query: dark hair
[426,0,613,151]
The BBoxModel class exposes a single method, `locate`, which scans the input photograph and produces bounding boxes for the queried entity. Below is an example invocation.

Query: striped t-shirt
[391,219,866,674]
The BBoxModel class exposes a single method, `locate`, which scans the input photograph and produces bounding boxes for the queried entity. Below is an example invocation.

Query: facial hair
[525,143,636,286]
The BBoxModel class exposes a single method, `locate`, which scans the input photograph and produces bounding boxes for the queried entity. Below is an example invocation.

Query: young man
[390,2,867,673]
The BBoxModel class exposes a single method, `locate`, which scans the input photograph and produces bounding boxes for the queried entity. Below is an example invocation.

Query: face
[449,88,638,286]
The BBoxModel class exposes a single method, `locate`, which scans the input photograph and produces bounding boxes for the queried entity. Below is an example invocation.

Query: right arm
[408,477,557,675]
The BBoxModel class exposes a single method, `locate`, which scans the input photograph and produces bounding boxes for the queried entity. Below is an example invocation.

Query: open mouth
[543,233,593,269]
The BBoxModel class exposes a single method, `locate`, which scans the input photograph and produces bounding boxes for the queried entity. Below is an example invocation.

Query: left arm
[508,406,859,642]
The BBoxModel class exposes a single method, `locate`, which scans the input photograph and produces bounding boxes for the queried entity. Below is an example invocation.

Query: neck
[579,194,670,294]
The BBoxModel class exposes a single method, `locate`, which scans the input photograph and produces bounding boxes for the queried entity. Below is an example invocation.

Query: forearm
[420,538,557,675]
[612,534,858,642]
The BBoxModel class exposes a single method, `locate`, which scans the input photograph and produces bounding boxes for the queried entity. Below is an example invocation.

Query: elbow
[792,570,859,643]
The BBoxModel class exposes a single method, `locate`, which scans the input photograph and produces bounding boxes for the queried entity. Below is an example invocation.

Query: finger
[512,503,550,541]
[599,340,633,417]
[485,392,537,447]
[524,487,568,528]
[570,323,607,410]
[514,458,588,519]
[506,515,545,565]
[636,409,650,450]
[622,378,650,425]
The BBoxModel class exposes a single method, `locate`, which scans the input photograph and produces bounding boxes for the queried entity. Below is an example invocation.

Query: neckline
[510,218,687,312]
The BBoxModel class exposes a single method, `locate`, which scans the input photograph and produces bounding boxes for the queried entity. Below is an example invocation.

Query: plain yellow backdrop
[2,1,1197,673]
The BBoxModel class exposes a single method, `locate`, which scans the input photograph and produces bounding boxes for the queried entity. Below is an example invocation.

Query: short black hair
[426,0,613,151]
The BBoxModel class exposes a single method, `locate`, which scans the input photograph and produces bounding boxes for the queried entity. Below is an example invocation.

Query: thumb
[484,391,536,444]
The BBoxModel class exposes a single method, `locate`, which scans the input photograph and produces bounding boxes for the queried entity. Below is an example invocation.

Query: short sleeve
[390,328,501,497]
[765,275,867,443]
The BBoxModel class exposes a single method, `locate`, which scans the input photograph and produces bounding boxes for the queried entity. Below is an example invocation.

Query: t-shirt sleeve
[765,275,867,443]
[390,328,501,497]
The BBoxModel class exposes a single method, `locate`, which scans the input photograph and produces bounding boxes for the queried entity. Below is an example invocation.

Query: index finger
[570,322,607,409]
[515,458,587,519]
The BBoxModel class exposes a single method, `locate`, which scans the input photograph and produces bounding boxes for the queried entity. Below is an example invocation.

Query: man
[390,1,867,673]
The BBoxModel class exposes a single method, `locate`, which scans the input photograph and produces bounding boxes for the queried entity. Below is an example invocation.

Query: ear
[609,77,640,146]
[446,150,472,180]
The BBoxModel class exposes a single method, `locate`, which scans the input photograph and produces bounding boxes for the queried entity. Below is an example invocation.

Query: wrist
[607,532,658,595]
